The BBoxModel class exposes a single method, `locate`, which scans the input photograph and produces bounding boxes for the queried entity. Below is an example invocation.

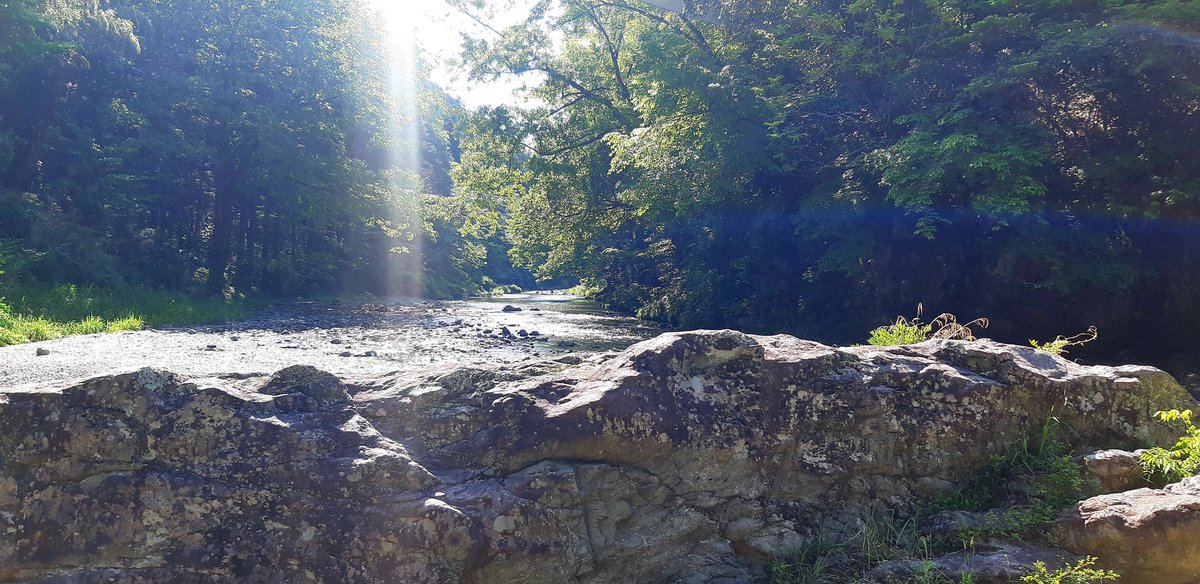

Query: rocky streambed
[2,330,1199,583]
[0,293,665,390]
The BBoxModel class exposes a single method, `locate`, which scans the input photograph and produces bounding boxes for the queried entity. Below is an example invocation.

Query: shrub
[488,284,524,296]
[869,318,934,346]
[0,327,24,346]
[868,305,988,346]
[1139,409,1200,484]
[1021,557,1119,583]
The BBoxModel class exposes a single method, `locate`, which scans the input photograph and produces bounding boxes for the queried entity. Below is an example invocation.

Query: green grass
[0,284,244,347]
[866,307,988,346]
[768,512,975,584]
[772,419,1094,584]
[925,418,1090,540]
[868,320,934,346]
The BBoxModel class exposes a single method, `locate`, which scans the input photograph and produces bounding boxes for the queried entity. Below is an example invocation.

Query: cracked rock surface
[0,330,1193,583]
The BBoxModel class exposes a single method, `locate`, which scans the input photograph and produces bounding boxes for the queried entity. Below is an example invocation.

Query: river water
[0,293,668,390]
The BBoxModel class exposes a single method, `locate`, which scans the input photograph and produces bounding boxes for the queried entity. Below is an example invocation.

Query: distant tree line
[0,0,504,300]
[454,0,1200,366]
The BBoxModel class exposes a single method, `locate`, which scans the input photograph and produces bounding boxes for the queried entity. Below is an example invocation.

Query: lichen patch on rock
[1,331,1194,583]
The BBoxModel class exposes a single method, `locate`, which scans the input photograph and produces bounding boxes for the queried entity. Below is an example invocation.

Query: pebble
[339,351,353,357]
[502,305,523,313]
[35,348,50,357]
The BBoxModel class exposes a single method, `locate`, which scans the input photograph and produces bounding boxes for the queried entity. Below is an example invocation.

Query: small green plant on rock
[868,305,989,346]
[1020,557,1119,583]
[769,513,962,583]
[1030,327,1098,357]
[1139,409,1200,484]
[927,418,1089,540]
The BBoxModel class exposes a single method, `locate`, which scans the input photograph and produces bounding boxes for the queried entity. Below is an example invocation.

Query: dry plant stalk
[930,312,990,341]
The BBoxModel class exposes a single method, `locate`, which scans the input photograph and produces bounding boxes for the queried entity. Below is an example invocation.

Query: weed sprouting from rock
[868,305,989,346]
[1029,327,1098,357]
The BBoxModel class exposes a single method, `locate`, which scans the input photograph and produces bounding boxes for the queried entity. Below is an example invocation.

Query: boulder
[0,368,440,583]
[1,331,1194,583]
[1084,449,1150,494]
[1053,476,1200,584]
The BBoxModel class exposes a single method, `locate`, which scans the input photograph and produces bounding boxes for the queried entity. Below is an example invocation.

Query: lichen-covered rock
[1084,449,1150,494]
[1,331,1194,583]
[0,367,443,583]
[1052,476,1200,584]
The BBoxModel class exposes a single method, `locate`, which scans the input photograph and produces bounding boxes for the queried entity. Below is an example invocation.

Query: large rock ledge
[0,330,1194,583]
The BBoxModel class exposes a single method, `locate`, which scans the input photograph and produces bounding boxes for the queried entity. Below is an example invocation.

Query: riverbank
[0,285,246,347]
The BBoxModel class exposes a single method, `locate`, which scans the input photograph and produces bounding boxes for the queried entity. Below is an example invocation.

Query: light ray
[371,0,426,298]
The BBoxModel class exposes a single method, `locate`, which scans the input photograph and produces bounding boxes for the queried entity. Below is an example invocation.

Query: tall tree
[456,0,1200,363]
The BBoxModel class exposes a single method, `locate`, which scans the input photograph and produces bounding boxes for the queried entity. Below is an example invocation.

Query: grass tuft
[868,305,989,346]
[0,284,241,347]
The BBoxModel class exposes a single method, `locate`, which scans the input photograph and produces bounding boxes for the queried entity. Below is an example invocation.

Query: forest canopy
[450,0,1200,365]
[1,0,1199,364]
[0,0,495,300]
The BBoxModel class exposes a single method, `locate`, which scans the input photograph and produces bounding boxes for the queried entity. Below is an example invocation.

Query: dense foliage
[454,0,1200,364]
[0,0,490,302]
[1140,409,1200,484]
[4,0,1199,364]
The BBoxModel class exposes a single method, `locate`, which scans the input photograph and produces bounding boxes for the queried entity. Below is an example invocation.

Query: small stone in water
[35,348,50,356]
[339,351,353,357]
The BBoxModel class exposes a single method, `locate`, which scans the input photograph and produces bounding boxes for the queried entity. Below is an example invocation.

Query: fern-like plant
[1139,409,1200,484]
